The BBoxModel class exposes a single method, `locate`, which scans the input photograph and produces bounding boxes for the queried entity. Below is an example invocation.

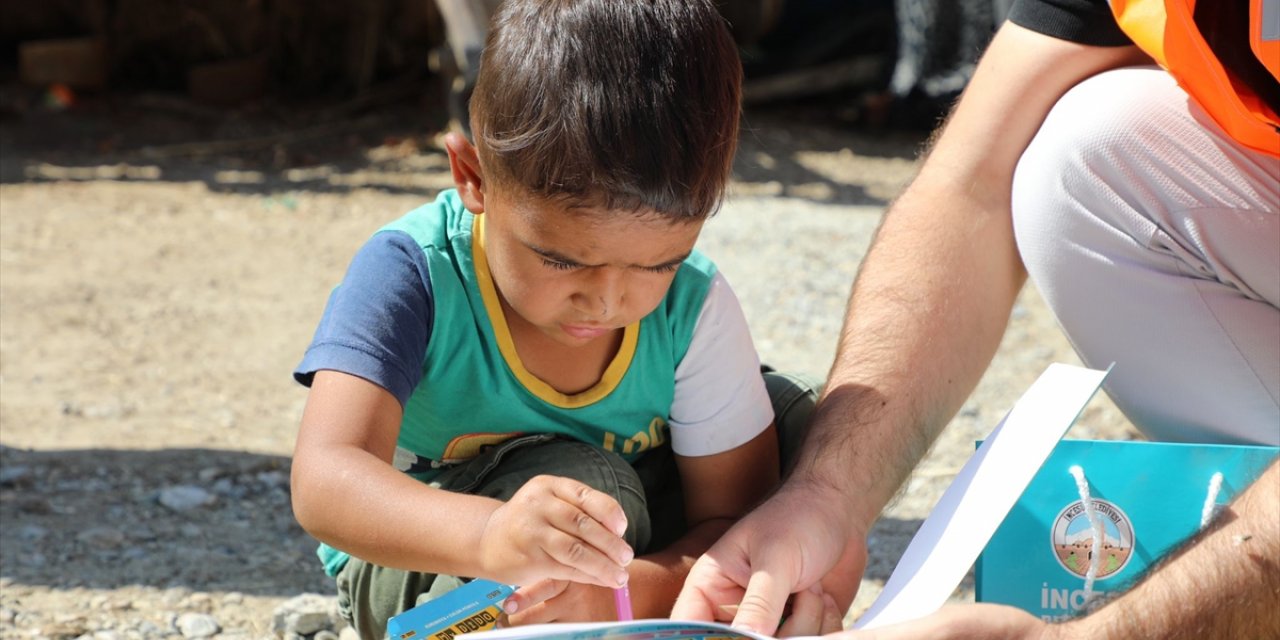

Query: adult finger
[773,587,844,637]
[672,556,743,622]
[732,569,793,635]
[776,589,826,638]
[819,593,845,635]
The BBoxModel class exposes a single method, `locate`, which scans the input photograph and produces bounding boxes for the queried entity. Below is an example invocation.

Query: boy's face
[481,186,704,347]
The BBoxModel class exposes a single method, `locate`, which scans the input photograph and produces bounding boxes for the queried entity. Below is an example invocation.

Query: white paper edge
[852,363,1109,630]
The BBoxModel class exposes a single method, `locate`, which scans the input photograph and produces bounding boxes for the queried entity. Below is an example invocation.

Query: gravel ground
[0,92,1136,639]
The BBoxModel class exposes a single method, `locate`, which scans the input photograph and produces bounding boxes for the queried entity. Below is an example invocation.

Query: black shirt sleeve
[1008,0,1133,46]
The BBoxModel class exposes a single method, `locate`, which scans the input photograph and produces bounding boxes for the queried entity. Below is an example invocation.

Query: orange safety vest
[1111,0,1280,157]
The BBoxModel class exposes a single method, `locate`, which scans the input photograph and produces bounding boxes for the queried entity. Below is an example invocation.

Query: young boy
[290,1,798,637]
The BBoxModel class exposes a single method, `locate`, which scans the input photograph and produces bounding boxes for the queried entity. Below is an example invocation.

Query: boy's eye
[643,263,680,274]
[541,258,578,271]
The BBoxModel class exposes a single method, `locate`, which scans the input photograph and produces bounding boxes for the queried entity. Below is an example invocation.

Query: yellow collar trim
[471,214,638,409]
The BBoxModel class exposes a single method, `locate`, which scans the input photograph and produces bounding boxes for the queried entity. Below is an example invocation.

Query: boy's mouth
[561,323,612,339]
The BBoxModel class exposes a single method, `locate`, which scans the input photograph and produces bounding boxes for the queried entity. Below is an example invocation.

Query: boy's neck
[499,296,625,396]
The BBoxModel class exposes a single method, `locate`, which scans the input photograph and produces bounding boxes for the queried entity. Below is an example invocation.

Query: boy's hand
[479,475,633,589]
[500,579,616,624]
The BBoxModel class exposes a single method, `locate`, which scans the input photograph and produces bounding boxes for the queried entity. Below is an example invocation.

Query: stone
[77,527,126,548]
[0,465,31,485]
[271,594,338,637]
[174,613,220,639]
[157,486,215,511]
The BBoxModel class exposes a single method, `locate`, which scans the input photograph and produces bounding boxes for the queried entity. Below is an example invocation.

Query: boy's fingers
[552,477,629,538]
[548,479,634,567]
[506,579,570,615]
[542,527,630,588]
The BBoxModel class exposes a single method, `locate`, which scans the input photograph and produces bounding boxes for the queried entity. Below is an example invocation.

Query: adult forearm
[1057,460,1280,640]
[791,179,1025,528]
[786,24,1149,531]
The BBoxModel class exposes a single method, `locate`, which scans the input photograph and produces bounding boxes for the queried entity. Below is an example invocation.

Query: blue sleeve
[293,231,434,407]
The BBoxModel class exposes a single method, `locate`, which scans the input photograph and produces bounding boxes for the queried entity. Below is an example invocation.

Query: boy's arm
[291,370,632,588]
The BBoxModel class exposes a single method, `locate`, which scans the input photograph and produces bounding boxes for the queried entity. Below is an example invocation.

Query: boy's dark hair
[470,0,742,221]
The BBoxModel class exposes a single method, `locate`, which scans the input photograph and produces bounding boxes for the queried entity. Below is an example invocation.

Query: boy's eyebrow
[527,243,690,269]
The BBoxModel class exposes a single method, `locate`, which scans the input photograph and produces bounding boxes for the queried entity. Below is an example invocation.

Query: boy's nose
[576,270,624,318]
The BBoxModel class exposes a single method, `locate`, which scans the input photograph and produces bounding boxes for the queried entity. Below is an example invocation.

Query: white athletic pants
[1013,66,1280,446]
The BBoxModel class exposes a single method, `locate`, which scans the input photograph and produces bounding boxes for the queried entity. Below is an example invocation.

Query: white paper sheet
[853,363,1108,630]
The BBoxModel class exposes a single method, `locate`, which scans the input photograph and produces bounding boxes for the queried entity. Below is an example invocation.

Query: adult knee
[1012,67,1172,284]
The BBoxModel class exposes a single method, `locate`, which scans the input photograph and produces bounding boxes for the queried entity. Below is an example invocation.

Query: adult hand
[671,478,865,635]
[776,587,846,638]
[501,578,615,624]
[478,474,633,589]
[835,605,1047,640]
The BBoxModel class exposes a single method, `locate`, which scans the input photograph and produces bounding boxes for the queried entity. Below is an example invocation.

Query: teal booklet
[976,439,1277,620]
[388,579,516,640]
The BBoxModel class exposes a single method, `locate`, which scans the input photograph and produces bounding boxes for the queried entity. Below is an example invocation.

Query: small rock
[135,620,163,639]
[158,486,215,511]
[0,464,31,485]
[213,408,236,428]
[41,619,88,639]
[338,627,360,640]
[256,470,288,490]
[174,613,219,639]
[16,497,52,514]
[211,478,235,496]
[77,527,126,548]
[0,608,16,624]
[272,594,338,637]
[81,402,133,420]
[161,589,189,606]
[17,524,48,541]
[313,631,339,640]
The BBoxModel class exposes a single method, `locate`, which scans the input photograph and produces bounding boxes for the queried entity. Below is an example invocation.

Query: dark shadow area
[0,80,458,198]
[735,98,930,207]
[0,445,330,596]
[1,80,929,208]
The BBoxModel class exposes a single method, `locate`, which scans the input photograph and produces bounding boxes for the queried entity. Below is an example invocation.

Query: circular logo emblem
[1050,499,1135,579]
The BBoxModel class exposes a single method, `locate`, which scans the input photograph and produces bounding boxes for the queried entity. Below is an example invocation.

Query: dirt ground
[0,83,1136,639]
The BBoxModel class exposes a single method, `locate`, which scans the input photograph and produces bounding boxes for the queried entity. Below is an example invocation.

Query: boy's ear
[444,132,486,214]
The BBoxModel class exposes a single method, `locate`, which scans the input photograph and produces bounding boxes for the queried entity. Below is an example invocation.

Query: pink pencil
[613,584,634,621]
